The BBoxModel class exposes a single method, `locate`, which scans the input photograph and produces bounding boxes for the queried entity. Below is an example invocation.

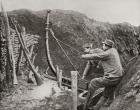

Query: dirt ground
[0,76,73,110]
[0,75,113,110]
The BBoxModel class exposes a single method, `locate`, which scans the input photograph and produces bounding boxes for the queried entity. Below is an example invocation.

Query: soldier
[81,39,123,110]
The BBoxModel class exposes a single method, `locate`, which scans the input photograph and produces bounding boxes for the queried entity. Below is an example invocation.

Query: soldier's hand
[81,54,85,58]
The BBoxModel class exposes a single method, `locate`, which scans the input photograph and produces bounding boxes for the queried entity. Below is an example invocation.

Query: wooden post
[56,65,59,84]
[56,65,62,88]
[16,46,23,75]
[1,2,18,85]
[71,71,78,110]
[58,70,62,88]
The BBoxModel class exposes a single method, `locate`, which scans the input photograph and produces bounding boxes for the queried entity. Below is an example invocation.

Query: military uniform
[82,39,123,110]
[83,48,123,97]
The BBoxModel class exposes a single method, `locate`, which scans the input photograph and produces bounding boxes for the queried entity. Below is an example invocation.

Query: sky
[2,0,140,26]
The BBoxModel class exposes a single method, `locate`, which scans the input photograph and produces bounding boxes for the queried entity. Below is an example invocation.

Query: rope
[49,29,81,78]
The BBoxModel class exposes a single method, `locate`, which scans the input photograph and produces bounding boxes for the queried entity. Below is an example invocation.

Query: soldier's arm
[81,51,109,60]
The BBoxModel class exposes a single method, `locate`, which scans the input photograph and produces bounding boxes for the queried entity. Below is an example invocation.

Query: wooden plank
[71,71,78,110]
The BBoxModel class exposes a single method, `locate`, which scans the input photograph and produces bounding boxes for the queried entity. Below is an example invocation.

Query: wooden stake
[56,65,59,79]
[58,70,62,88]
[71,71,78,110]
[56,65,62,88]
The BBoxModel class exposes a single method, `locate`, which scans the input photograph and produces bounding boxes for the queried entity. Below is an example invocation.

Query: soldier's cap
[102,39,114,47]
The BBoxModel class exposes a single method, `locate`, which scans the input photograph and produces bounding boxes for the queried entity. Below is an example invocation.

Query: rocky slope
[6,9,140,110]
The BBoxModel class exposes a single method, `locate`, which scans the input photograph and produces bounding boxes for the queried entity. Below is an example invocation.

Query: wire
[56,38,82,54]
[49,28,81,78]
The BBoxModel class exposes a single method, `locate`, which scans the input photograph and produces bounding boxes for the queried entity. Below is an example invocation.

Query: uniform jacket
[82,48,123,78]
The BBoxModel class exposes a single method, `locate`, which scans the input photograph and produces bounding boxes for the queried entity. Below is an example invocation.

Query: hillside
[4,9,140,110]
[8,9,140,77]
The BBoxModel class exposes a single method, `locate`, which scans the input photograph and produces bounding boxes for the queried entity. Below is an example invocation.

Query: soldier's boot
[89,96,107,110]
